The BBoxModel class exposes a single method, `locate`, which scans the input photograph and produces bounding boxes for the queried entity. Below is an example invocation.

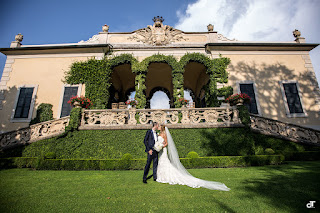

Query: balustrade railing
[0,116,70,150]
[250,115,320,145]
[3,107,319,150]
[79,106,241,129]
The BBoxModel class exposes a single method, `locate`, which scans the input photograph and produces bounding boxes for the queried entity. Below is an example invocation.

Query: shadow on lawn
[240,161,320,213]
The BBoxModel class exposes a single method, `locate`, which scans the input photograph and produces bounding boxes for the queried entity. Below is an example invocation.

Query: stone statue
[15,33,23,42]
[293,29,301,38]
[207,24,214,32]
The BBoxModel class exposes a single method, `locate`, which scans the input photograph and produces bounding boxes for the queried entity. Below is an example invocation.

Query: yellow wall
[0,56,90,132]
[225,54,319,126]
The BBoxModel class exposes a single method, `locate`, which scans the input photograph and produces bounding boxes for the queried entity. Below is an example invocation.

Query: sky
[0,0,319,108]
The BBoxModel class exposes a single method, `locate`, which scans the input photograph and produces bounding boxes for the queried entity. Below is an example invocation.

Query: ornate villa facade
[0,17,320,133]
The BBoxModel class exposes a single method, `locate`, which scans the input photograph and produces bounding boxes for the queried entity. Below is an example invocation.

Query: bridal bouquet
[154,141,164,152]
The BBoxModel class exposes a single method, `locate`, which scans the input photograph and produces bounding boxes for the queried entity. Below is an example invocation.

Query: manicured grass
[0,161,319,213]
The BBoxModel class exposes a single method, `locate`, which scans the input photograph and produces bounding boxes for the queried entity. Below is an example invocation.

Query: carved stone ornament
[102,24,109,32]
[207,24,214,32]
[293,29,301,38]
[217,34,237,42]
[128,16,188,46]
[250,115,320,145]
[15,33,23,42]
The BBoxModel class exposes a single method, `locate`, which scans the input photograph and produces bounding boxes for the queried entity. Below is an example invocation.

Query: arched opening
[183,62,209,107]
[125,88,136,100]
[145,63,173,108]
[108,64,135,108]
[184,88,195,107]
[149,89,170,109]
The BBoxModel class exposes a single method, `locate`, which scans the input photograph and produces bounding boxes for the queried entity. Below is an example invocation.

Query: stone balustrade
[250,114,320,146]
[0,116,70,150]
[79,106,242,130]
[3,107,320,150]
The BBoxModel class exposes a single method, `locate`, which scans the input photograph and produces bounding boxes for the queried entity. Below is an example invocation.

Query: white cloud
[175,0,320,84]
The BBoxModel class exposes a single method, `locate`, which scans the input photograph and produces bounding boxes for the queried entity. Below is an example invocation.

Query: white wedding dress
[156,127,230,191]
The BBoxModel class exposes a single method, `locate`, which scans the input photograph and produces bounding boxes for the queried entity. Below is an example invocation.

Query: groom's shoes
[143,180,147,184]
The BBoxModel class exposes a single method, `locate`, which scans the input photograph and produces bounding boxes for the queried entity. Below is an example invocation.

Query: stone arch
[108,54,137,107]
[133,54,179,109]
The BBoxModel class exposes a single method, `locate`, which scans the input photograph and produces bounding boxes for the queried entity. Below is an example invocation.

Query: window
[280,81,306,117]
[239,82,259,114]
[11,85,38,122]
[14,88,34,118]
[60,86,79,118]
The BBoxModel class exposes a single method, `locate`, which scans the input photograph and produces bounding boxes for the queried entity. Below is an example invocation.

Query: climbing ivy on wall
[64,52,232,109]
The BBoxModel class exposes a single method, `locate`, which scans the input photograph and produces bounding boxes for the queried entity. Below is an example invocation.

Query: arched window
[150,91,170,109]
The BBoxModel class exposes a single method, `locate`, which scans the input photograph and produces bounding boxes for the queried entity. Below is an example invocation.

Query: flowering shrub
[178,98,189,106]
[125,99,137,106]
[225,93,251,105]
[68,96,92,109]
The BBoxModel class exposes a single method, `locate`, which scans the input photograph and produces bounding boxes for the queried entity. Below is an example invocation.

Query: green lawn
[0,161,319,213]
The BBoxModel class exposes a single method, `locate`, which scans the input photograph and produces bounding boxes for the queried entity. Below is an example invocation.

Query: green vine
[64,53,231,109]
[30,103,54,125]
[65,108,82,132]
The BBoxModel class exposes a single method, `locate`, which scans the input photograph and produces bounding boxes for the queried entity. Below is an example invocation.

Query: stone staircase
[250,115,320,146]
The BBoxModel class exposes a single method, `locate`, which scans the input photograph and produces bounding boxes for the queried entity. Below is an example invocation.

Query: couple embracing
[143,122,230,191]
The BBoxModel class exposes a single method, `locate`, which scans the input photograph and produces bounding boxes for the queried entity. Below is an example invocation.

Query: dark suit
[143,129,158,181]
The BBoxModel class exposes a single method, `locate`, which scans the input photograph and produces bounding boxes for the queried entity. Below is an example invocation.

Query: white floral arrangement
[154,141,164,152]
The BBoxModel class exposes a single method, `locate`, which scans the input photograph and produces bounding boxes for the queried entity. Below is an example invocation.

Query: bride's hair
[160,125,166,133]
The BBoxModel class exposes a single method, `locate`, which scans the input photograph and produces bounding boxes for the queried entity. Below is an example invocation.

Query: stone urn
[73,101,82,108]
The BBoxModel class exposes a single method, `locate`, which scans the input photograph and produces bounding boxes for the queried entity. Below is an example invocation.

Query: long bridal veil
[165,127,230,191]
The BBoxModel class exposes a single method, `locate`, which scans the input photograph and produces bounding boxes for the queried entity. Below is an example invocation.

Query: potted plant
[68,96,92,108]
[225,93,251,106]
[178,98,189,107]
[126,99,137,108]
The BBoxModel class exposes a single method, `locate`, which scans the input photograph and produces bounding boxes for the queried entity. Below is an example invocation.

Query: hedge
[283,151,320,161]
[0,155,285,170]
[2,128,317,160]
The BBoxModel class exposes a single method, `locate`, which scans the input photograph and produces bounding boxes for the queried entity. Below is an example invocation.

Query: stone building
[0,17,319,133]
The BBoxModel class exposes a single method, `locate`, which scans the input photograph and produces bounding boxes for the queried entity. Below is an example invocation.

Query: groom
[143,122,159,183]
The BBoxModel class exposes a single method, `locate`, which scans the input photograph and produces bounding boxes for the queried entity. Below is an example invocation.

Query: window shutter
[14,87,34,118]
[239,83,258,114]
[283,83,303,114]
[60,87,78,117]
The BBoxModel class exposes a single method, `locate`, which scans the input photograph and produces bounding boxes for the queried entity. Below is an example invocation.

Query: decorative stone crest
[128,16,188,46]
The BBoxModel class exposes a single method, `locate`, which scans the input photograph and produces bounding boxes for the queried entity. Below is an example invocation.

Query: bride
[155,125,230,191]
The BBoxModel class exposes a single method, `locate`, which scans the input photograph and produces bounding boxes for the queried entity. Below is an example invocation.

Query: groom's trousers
[143,151,158,181]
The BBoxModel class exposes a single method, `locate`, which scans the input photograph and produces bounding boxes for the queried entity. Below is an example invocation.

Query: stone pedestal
[128,107,137,125]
